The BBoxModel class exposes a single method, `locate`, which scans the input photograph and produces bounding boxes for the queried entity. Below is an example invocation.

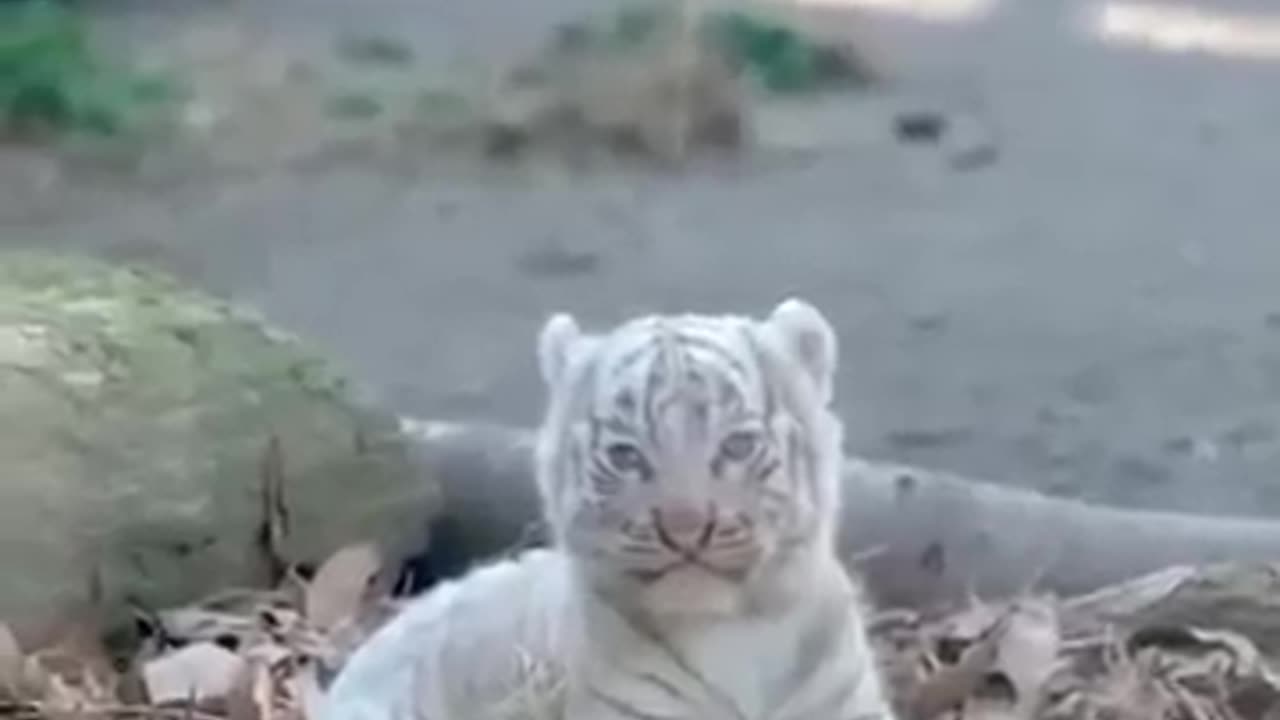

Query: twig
[255,435,291,586]
[0,700,225,720]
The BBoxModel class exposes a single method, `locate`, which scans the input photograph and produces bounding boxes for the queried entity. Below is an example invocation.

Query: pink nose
[654,501,712,543]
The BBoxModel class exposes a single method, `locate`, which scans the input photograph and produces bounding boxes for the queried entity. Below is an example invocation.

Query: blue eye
[719,430,760,462]
[605,442,649,476]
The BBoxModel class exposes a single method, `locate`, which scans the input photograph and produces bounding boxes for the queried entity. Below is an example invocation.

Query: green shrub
[0,0,178,139]
[549,2,874,95]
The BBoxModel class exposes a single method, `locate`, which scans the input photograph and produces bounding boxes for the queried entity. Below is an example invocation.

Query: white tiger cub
[320,299,898,720]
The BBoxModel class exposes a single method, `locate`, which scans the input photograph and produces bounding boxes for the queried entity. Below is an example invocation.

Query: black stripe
[737,326,777,425]
[645,324,690,447]
[610,341,656,381]
[641,339,666,448]
[638,672,688,703]
[589,688,680,720]
[671,332,753,384]
[594,413,636,436]
[753,456,782,485]
[588,454,627,494]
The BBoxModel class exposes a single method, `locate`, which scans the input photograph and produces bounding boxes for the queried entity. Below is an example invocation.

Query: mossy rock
[0,251,436,623]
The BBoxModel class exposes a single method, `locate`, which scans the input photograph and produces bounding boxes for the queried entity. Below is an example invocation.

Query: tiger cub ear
[537,312,583,388]
[765,298,838,405]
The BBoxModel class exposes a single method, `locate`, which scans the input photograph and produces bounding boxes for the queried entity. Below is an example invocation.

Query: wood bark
[399,419,1280,608]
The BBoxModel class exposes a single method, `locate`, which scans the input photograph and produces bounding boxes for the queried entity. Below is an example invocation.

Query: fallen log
[398,419,1280,609]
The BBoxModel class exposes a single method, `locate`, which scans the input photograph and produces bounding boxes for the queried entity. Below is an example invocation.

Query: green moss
[0,250,432,621]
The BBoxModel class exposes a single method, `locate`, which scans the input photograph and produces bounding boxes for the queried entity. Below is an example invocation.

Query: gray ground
[6,0,1280,517]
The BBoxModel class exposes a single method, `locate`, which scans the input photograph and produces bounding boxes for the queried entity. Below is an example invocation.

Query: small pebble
[894,110,947,144]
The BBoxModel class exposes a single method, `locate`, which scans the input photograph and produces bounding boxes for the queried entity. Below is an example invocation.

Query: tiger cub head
[533,299,845,617]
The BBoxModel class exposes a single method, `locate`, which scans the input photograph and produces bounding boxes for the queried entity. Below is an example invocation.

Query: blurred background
[4,0,1279,517]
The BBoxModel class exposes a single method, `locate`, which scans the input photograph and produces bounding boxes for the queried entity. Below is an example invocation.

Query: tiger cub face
[534,299,844,616]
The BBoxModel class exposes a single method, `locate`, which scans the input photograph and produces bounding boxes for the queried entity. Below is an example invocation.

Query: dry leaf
[224,658,270,720]
[225,646,311,720]
[1126,624,1280,718]
[143,641,247,705]
[304,542,385,632]
[910,610,1010,719]
[30,616,117,691]
[39,672,99,720]
[13,655,55,704]
[989,598,1061,718]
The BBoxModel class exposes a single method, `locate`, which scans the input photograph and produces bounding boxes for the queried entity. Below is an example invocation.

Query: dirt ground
[5,0,1280,517]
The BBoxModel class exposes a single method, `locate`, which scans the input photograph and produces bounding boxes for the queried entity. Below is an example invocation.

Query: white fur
[320,550,572,720]
[537,313,582,388]
[764,298,838,405]
[320,299,897,720]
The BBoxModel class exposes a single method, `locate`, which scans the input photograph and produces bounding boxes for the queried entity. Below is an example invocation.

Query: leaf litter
[0,538,405,720]
[4,555,1280,719]
[877,563,1280,720]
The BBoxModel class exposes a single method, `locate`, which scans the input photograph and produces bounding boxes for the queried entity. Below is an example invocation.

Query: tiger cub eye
[719,430,761,462]
[605,442,650,476]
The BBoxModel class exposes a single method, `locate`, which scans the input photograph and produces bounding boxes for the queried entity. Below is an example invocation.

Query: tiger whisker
[617,544,665,555]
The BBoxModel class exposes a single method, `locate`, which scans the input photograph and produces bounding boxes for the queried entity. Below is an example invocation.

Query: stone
[0,251,437,625]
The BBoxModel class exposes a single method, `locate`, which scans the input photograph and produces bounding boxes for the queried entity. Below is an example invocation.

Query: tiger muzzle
[652,501,716,554]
